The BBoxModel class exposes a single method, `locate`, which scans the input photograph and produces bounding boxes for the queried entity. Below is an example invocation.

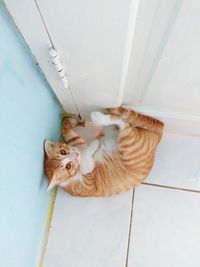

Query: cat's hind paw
[90,112,113,126]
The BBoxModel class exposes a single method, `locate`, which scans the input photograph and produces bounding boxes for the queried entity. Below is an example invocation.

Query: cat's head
[44,140,80,191]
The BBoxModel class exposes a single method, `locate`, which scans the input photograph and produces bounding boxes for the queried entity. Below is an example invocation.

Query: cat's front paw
[90,112,112,126]
[62,117,77,130]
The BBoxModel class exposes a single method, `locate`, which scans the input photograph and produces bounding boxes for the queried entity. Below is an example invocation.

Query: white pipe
[49,48,69,89]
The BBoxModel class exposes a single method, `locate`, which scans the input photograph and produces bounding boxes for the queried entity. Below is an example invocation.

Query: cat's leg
[128,110,164,136]
[62,118,87,148]
[91,111,126,130]
[103,107,164,136]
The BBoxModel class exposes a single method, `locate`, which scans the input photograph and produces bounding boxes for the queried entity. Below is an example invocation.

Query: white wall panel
[36,0,131,116]
[123,0,183,104]
[144,0,200,115]
[5,0,132,116]
[5,0,200,132]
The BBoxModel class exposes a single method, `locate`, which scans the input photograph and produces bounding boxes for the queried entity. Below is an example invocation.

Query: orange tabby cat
[44,107,164,196]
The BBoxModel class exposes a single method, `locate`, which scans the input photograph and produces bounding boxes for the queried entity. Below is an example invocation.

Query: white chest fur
[94,126,118,161]
[79,125,118,175]
[80,139,100,174]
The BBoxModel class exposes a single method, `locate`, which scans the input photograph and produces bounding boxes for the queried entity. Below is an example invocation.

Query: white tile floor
[44,190,132,267]
[43,134,200,267]
[128,185,200,267]
[146,133,200,190]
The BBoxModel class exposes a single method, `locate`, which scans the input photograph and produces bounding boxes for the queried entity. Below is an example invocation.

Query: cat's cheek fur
[60,172,83,187]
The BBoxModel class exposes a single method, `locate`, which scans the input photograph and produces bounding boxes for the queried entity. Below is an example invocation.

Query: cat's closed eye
[65,162,72,170]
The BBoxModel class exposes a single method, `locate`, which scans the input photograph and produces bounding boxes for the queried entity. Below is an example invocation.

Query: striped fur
[62,117,87,148]
[44,107,164,196]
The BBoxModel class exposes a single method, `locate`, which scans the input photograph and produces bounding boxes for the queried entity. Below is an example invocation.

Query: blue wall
[0,3,61,267]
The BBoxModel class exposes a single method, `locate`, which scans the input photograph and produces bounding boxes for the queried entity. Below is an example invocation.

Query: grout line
[125,189,135,267]
[142,182,200,194]
[38,188,58,267]
[124,181,200,267]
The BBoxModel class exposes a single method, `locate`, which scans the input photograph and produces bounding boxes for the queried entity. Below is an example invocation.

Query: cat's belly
[93,126,118,162]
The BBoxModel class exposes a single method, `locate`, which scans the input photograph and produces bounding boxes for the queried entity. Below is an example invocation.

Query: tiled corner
[43,189,132,267]
[146,134,200,190]
[128,185,200,267]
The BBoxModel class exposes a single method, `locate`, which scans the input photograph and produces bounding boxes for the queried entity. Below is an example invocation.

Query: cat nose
[70,152,79,160]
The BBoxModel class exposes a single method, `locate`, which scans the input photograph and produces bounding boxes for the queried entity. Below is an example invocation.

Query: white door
[5,0,200,135]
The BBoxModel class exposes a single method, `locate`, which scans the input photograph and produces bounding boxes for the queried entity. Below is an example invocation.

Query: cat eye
[60,149,67,155]
[65,162,72,170]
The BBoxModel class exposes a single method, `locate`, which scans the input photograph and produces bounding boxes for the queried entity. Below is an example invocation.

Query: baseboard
[125,105,200,136]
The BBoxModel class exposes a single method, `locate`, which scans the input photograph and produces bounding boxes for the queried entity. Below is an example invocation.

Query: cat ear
[47,174,58,192]
[44,140,55,157]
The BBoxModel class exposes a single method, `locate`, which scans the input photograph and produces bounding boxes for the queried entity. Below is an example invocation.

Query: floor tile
[146,134,200,190]
[43,189,132,267]
[128,185,200,267]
